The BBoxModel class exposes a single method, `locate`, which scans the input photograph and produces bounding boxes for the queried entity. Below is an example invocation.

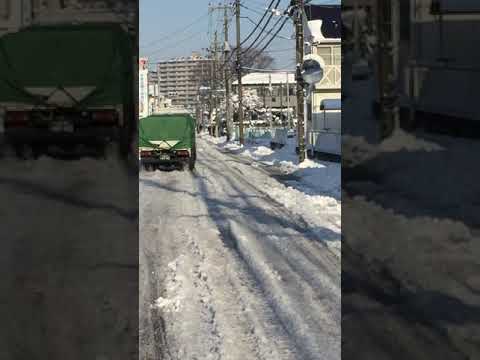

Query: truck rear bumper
[140,156,189,165]
[4,127,119,145]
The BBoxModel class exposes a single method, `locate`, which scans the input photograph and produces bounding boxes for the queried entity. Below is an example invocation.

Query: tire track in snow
[183,222,298,360]
[193,140,340,359]
[140,140,340,360]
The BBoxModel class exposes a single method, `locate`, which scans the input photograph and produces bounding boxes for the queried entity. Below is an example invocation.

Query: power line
[242,16,293,40]
[263,47,295,53]
[239,0,282,55]
[243,0,273,8]
[242,15,284,54]
[255,16,289,57]
[220,15,291,83]
[217,2,291,72]
[239,0,275,46]
[241,64,295,72]
[140,12,209,49]
[240,3,269,17]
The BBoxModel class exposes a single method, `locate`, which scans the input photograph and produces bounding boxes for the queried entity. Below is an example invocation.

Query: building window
[317,47,333,65]
[333,46,341,65]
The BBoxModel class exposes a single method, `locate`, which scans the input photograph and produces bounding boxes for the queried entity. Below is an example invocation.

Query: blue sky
[140,0,339,68]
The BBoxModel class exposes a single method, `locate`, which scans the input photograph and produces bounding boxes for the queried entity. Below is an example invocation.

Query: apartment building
[148,70,159,115]
[157,52,213,109]
[139,58,149,118]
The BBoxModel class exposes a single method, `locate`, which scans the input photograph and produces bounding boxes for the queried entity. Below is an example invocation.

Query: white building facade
[139,58,149,119]
[305,4,342,156]
[233,72,297,124]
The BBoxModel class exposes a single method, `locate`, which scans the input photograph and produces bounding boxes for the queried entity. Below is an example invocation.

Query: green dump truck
[0,23,135,158]
[139,113,196,171]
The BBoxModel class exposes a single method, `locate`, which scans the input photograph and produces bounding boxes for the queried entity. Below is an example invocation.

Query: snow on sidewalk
[343,129,480,358]
[202,133,341,255]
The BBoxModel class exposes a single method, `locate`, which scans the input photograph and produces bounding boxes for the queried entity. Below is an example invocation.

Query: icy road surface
[140,138,340,360]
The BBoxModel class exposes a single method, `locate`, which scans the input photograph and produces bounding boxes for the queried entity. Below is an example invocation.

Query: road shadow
[0,177,138,221]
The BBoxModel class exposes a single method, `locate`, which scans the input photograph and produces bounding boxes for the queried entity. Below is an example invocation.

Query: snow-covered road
[0,153,138,359]
[140,138,340,360]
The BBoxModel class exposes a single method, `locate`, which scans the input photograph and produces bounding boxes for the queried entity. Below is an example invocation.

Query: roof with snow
[233,72,296,86]
[305,5,341,39]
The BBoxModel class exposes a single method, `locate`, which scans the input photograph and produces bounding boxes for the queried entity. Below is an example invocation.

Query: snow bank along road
[0,154,138,359]
[140,138,340,360]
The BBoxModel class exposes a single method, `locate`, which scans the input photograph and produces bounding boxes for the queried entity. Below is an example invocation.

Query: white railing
[315,65,341,89]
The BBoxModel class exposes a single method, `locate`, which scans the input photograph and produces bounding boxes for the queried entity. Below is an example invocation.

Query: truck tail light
[92,110,117,124]
[176,150,189,157]
[5,111,30,127]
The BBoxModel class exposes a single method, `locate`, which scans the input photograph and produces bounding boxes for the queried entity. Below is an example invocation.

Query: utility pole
[280,82,284,125]
[376,0,397,139]
[286,72,291,128]
[294,0,305,162]
[353,0,360,62]
[235,0,244,145]
[213,30,219,137]
[208,55,213,135]
[224,4,232,141]
[268,73,273,128]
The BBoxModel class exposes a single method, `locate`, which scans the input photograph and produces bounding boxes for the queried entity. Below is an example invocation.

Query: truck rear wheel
[188,146,196,171]
[188,158,195,171]
[119,125,131,159]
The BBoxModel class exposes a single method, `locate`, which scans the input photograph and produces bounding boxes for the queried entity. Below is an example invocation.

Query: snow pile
[343,130,480,357]
[153,296,181,313]
[343,129,445,167]
[223,142,243,152]
[380,129,445,153]
[252,146,274,157]
[201,133,341,254]
[343,190,480,356]
[203,134,227,145]
[203,133,341,200]
[267,183,341,254]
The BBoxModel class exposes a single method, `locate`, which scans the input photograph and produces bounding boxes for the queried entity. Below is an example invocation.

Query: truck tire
[188,157,195,171]
[119,126,130,159]
[188,145,196,171]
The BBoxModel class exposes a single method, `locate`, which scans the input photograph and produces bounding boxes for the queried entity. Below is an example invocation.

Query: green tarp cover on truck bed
[139,114,195,150]
[0,23,133,107]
